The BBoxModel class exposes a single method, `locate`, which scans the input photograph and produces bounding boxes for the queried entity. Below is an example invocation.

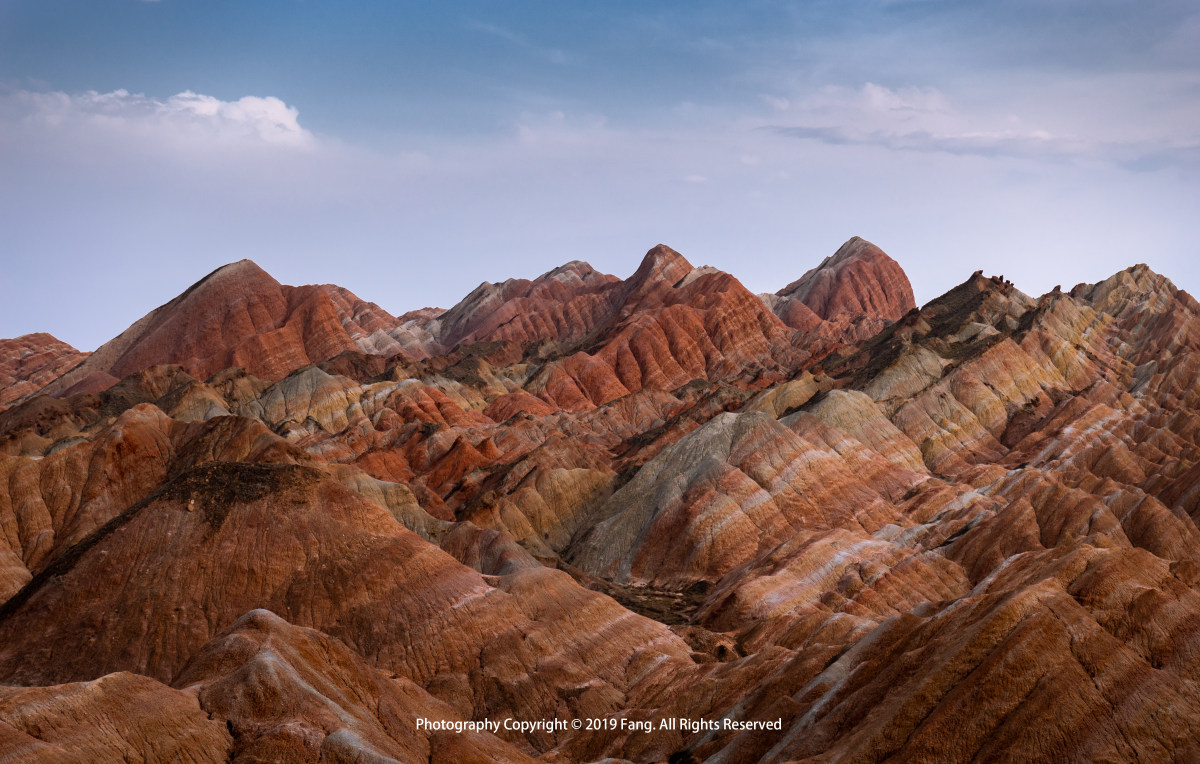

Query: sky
[2,1,1198,351]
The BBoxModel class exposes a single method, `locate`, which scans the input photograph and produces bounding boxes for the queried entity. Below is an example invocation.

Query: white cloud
[858,82,949,114]
[4,88,316,151]
[769,123,1081,162]
[762,82,1029,157]
[772,83,957,131]
[759,81,1199,167]
[165,91,312,146]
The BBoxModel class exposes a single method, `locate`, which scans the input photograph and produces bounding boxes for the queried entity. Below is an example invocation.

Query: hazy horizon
[3,1,1198,351]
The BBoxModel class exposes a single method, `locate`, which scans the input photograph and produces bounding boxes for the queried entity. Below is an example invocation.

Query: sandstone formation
[33,261,398,398]
[0,672,231,763]
[765,236,916,338]
[0,334,88,411]
[176,608,536,763]
[2,238,1200,762]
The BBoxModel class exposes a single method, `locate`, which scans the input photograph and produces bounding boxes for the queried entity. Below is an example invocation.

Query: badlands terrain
[2,237,1200,762]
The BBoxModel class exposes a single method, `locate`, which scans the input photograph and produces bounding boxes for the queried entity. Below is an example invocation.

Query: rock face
[0,334,88,411]
[3,240,1200,763]
[35,261,388,398]
[0,672,232,763]
[768,236,917,338]
[176,609,536,763]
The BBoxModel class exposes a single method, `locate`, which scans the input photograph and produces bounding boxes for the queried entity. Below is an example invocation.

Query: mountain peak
[539,259,596,280]
[218,257,262,271]
[607,244,698,318]
[10,332,75,349]
[197,258,272,283]
[825,235,878,266]
[775,237,915,325]
[36,259,366,397]
[171,259,278,309]
[629,244,694,287]
[1071,261,1198,319]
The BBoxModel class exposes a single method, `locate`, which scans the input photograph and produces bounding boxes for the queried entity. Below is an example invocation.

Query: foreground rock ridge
[1,238,1199,762]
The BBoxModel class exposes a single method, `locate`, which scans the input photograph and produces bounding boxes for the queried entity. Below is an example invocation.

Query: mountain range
[2,237,1199,762]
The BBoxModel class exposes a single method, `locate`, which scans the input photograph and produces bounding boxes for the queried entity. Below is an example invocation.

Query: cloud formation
[769,124,1073,162]
[4,88,316,151]
[760,82,1198,169]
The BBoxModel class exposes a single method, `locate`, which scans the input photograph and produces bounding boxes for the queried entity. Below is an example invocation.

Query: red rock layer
[527,246,800,411]
[176,608,535,763]
[774,235,916,324]
[0,459,694,753]
[0,334,88,410]
[37,261,376,397]
[0,672,232,763]
[428,260,624,349]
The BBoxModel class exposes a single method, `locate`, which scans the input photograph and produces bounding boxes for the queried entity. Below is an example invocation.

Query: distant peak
[537,260,605,285]
[826,236,885,266]
[781,238,890,297]
[774,237,915,324]
[13,332,72,348]
[1070,261,1181,309]
[167,259,279,311]
[631,244,694,286]
[185,259,274,291]
[212,259,270,278]
[540,260,592,278]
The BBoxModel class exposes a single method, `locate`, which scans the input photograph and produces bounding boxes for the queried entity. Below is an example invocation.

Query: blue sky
[2,1,1198,350]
